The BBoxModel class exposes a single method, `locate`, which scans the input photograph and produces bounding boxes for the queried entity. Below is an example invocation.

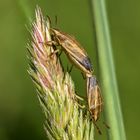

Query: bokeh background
[0,0,139,140]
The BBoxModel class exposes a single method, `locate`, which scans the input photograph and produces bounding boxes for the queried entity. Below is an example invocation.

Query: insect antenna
[103,121,110,129]
[55,15,58,26]
[92,119,102,135]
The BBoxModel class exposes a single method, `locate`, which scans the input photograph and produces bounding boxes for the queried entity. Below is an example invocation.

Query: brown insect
[87,75,103,134]
[50,28,93,77]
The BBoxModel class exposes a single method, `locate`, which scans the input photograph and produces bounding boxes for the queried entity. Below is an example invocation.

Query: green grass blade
[16,0,33,23]
[89,0,126,139]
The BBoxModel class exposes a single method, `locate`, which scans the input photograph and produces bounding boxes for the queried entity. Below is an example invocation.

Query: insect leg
[67,65,73,73]
[74,93,86,108]
[81,72,86,79]
[46,40,58,46]
[58,49,62,57]
[76,102,85,108]
[90,101,103,110]
[45,40,62,62]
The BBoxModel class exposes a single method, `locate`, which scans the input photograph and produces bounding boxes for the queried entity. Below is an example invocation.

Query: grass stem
[89,0,126,139]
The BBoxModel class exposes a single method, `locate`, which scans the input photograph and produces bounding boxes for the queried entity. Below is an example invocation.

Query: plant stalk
[89,0,126,140]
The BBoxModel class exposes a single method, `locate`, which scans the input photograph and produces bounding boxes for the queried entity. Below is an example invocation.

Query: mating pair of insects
[46,20,103,134]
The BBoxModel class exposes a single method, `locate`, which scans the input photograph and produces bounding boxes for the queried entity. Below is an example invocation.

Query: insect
[49,28,93,77]
[87,75,103,134]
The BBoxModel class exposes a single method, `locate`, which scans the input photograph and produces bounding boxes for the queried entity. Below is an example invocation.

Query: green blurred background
[0,0,139,140]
